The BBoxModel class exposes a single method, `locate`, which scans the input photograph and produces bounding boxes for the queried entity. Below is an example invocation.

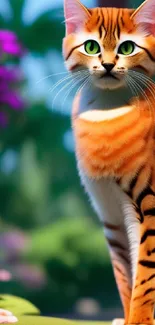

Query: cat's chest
[72,98,151,180]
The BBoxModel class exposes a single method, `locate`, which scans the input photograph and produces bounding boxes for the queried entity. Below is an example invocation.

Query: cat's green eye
[84,40,100,55]
[118,41,135,55]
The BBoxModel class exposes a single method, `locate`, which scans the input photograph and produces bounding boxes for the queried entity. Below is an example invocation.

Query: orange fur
[73,99,153,179]
[72,93,155,325]
[63,0,155,324]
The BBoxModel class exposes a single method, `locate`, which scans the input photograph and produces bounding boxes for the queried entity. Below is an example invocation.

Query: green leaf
[8,0,25,24]
[129,0,143,6]
[0,14,6,29]
[24,10,64,53]
[0,295,40,316]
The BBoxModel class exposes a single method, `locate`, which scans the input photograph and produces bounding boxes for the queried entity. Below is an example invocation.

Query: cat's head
[63,0,155,90]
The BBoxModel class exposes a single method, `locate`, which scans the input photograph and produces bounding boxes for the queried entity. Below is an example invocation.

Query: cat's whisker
[62,75,90,109]
[132,75,155,102]
[49,75,73,94]
[128,73,155,99]
[130,80,155,117]
[127,75,145,112]
[37,69,88,85]
[74,76,92,101]
[133,76,155,93]
[129,72,155,107]
[128,75,153,115]
[128,71,155,98]
[61,75,89,111]
[49,71,87,94]
[52,72,89,108]
[125,76,137,97]
[130,74,154,109]
[36,72,69,84]
[129,76,151,107]
[125,75,140,107]
[128,71,155,127]
[52,76,79,108]
[129,70,155,86]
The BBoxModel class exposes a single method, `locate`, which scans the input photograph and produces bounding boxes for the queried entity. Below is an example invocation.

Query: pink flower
[0,230,29,257]
[0,269,12,282]
[13,264,46,289]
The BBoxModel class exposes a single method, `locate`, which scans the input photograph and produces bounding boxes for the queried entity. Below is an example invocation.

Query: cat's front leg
[108,241,132,323]
[112,319,126,325]
[128,185,155,325]
[79,170,132,323]
[0,309,17,323]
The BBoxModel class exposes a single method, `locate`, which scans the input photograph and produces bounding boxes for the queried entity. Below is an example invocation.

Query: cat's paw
[112,318,125,325]
[0,309,18,323]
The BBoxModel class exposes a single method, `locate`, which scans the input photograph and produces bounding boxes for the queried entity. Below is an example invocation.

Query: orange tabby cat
[63,0,155,324]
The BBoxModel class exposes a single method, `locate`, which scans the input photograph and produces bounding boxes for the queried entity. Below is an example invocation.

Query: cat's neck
[78,83,136,114]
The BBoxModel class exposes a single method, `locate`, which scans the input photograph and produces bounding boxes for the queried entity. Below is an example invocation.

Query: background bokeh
[0,0,144,320]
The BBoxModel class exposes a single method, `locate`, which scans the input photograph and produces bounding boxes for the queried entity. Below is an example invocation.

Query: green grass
[0,295,111,325]
[17,316,110,325]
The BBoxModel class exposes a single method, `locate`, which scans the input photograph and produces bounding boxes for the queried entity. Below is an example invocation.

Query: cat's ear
[64,0,91,35]
[131,0,155,36]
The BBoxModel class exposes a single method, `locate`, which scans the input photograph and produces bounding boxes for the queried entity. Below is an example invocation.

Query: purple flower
[13,264,47,289]
[0,112,8,127]
[0,230,29,259]
[2,43,23,56]
[0,230,46,290]
[0,67,21,82]
[0,31,18,42]
[0,30,25,127]
[0,92,25,110]
[0,30,23,56]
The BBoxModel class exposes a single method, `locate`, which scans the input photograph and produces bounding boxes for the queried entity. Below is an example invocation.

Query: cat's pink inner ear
[132,0,155,36]
[64,0,90,35]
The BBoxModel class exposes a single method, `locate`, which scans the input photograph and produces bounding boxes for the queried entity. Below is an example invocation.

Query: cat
[63,0,155,324]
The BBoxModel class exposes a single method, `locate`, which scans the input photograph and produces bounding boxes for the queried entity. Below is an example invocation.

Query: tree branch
[96,0,128,8]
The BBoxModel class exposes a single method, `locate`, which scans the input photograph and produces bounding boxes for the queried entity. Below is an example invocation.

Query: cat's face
[63,0,155,90]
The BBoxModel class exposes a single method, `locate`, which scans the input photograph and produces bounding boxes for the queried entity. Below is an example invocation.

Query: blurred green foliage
[0,0,144,317]
[0,295,40,316]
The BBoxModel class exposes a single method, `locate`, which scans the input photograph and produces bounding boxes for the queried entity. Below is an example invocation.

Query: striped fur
[63,0,155,324]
